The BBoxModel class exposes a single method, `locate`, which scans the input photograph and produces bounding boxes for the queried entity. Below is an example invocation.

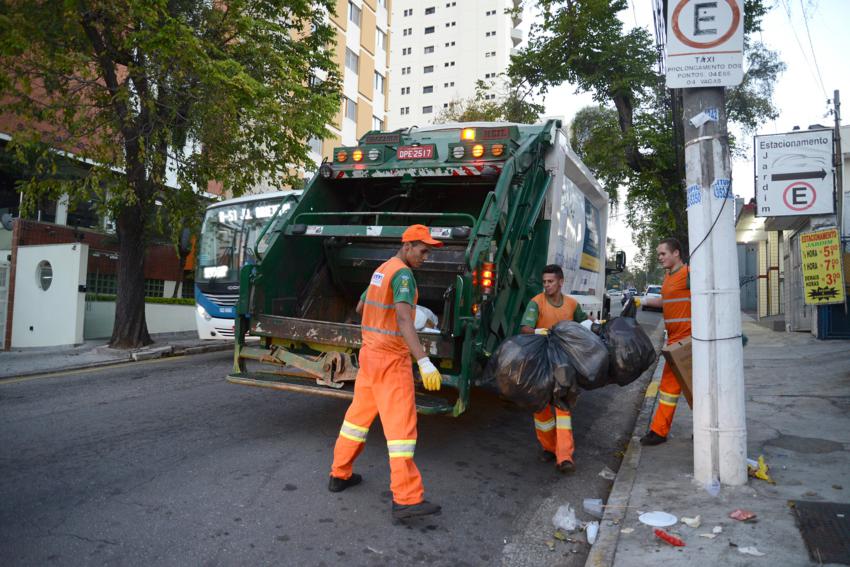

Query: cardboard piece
[661,337,693,409]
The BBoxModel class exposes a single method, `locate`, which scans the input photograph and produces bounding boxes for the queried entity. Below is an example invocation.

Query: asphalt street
[0,306,662,566]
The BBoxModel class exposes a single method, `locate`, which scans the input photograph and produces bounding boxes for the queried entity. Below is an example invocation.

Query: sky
[537,0,850,265]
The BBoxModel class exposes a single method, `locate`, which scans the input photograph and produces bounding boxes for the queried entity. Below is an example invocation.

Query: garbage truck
[228,120,625,416]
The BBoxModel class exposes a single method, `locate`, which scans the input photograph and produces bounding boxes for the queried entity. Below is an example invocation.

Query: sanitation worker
[639,237,691,446]
[329,224,443,520]
[520,264,589,473]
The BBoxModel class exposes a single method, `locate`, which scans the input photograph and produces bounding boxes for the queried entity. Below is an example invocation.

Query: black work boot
[556,460,576,474]
[392,500,442,520]
[328,473,362,493]
[538,449,556,463]
[640,431,668,446]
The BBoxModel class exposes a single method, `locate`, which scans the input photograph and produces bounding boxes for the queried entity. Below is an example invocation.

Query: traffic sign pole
[683,88,748,488]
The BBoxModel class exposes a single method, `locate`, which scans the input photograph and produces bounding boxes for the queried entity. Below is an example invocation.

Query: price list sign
[800,228,846,306]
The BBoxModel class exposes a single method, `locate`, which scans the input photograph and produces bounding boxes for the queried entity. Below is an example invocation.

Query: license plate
[397,145,435,160]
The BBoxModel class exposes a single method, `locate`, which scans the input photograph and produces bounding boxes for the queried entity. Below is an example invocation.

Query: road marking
[0,351,228,385]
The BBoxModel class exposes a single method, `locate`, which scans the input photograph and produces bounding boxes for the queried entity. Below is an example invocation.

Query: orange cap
[401,224,444,247]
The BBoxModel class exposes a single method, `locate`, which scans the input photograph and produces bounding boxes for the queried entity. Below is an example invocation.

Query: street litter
[654,529,685,547]
[698,533,717,539]
[598,467,617,480]
[621,527,635,534]
[738,546,766,557]
[586,521,599,544]
[546,540,556,551]
[729,509,757,522]
[712,526,723,534]
[552,504,579,532]
[554,530,567,541]
[746,455,774,484]
[681,515,701,528]
[705,478,721,497]
[639,511,678,527]
[583,498,604,518]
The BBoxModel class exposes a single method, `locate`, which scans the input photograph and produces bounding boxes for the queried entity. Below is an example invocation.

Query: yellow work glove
[534,328,549,335]
[417,357,442,391]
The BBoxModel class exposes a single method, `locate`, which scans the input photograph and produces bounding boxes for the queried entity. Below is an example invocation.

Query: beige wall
[358,50,375,100]
[330,0,347,31]
[356,99,373,139]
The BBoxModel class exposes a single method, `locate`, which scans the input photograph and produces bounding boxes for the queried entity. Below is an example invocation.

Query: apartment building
[388,0,522,129]
[310,0,391,164]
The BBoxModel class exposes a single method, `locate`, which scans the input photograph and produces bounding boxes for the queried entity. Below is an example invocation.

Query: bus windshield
[196,196,295,285]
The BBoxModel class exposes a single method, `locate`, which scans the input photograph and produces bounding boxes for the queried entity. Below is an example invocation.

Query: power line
[778,0,824,95]
[798,0,828,99]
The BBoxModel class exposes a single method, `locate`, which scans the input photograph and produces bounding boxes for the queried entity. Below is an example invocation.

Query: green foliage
[87,294,195,306]
[510,0,783,271]
[434,79,544,124]
[0,0,341,345]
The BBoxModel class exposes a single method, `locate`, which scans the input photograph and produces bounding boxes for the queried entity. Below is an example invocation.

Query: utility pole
[682,89,747,487]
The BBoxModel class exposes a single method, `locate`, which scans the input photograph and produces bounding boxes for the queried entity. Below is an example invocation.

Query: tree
[0,0,341,347]
[510,0,783,268]
[434,79,544,124]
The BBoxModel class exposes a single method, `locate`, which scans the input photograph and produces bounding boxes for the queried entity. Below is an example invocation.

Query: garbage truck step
[226,372,455,415]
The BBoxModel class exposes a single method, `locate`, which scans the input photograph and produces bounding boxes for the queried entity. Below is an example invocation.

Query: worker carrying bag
[550,321,610,390]
[483,334,555,412]
[596,316,656,386]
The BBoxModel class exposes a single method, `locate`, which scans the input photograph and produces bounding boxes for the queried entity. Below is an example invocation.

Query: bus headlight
[197,304,212,321]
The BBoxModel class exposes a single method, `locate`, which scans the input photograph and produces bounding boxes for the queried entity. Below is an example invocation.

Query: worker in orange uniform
[639,237,691,446]
[329,225,443,520]
[520,264,589,473]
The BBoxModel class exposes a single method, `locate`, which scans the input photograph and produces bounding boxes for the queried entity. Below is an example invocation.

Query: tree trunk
[110,203,152,348]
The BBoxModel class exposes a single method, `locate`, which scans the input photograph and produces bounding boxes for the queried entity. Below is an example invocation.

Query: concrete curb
[0,342,232,381]
[584,329,666,567]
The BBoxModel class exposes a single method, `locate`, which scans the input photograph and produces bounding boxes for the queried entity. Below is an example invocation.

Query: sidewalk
[0,332,232,380]
[587,313,850,567]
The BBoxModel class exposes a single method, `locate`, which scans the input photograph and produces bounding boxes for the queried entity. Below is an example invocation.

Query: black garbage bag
[483,334,554,412]
[549,339,578,410]
[620,296,638,318]
[550,321,610,390]
[598,317,656,386]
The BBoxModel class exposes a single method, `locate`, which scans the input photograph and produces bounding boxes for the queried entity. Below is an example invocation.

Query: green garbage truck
[228,120,624,416]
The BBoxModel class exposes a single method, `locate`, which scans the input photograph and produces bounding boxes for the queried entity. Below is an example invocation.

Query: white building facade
[388,0,523,130]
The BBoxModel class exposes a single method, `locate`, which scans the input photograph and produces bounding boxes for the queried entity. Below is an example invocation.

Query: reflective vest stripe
[387,439,417,458]
[556,415,572,430]
[361,325,403,337]
[339,421,369,443]
[534,418,556,432]
[362,298,394,309]
[658,390,679,407]
[662,298,691,304]
[664,317,692,323]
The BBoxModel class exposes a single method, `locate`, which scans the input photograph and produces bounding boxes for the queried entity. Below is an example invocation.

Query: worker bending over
[639,237,691,446]
[520,264,589,473]
[329,225,443,520]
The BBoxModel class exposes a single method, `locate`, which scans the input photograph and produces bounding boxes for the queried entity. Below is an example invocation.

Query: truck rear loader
[228,120,624,416]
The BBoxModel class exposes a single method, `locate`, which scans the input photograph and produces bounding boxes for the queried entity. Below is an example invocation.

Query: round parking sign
[782,181,816,212]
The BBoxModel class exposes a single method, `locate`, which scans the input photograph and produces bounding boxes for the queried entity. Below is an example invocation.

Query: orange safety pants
[650,362,681,437]
[330,348,425,506]
[533,405,574,464]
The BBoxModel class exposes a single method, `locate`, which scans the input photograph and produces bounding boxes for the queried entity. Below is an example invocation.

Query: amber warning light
[461,128,476,141]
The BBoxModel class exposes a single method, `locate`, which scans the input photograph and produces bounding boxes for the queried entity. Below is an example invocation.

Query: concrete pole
[682,87,748,486]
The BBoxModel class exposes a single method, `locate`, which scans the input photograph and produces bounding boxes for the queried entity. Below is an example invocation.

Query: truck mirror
[616,251,626,271]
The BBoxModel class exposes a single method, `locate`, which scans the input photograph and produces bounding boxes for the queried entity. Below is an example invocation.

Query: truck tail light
[472,144,484,158]
[352,149,363,162]
[491,143,505,157]
[336,150,348,162]
[480,262,495,294]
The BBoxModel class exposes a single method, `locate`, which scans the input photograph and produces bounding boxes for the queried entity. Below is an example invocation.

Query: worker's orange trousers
[650,363,681,437]
[330,348,425,506]
[533,405,574,464]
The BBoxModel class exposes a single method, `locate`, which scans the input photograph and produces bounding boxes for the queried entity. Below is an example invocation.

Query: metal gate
[0,262,9,347]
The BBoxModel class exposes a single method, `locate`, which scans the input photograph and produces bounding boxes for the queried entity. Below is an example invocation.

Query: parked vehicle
[227,121,623,416]
[641,285,662,311]
[194,191,301,339]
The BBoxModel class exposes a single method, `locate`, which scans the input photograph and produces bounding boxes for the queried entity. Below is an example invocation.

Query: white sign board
[666,0,744,88]
[754,130,835,217]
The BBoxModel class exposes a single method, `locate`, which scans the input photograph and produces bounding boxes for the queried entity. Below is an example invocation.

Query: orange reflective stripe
[662,265,691,340]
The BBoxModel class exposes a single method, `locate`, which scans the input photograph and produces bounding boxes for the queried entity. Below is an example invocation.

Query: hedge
[86,294,195,306]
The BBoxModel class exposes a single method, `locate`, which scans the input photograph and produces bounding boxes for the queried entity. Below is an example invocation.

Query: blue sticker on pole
[712,179,733,199]
[687,184,701,208]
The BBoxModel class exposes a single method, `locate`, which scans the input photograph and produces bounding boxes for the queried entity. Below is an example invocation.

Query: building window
[424,45,434,54]
[87,273,118,296]
[377,29,387,51]
[443,61,455,67]
[308,136,322,155]
[402,47,412,55]
[403,28,412,36]
[345,97,357,121]
[423,85,433,94]
[443,81,455,87]
[424,26,434,34]
[425,6,435,14]
[484,94,496,100]
[401,66,411,75]
[403,8,413,16]
[423,65,433,73]
[400,107,410,115]
[348,1,361,26]
[445,1,456,6]
[373,116,384,130]
[377,0,386,7]
[422,106,433,114]
[445,21,456,27]
[486,31,496,37]
[484,72,496,79]
[444,41,455,47]
[345,48,359,73]
[144,279,165,298]
[401,86,410,95]
[485,51,496,58]
[374,71,385,94]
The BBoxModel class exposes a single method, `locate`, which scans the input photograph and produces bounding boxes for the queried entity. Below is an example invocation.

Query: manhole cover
[791,500,850,565]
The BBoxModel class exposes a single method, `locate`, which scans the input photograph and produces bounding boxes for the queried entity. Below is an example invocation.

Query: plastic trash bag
[484,334,554,412]
[414,305,439,331]
[597,317,656,386]
[548,339,578,411]
[620,297,638,318]
[550,321,610,390]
